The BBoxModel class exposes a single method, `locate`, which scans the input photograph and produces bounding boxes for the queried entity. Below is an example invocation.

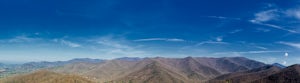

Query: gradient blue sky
[0,0,299,65]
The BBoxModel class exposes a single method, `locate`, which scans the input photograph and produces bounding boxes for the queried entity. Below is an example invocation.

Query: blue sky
[0,0,299,65]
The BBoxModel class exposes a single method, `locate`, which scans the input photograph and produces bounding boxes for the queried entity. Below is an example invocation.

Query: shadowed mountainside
[251,64,300,83]
[208,65,282,83]
[208,64,300,83]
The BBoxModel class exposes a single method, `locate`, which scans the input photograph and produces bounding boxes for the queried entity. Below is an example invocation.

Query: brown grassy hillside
[113,61,187,83]
[1,70,94,83]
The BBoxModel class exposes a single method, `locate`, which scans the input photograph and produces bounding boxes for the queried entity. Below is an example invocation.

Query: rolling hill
[251,64,300,83]
[0,58,103,79]
[1,70,94,83]
[208,64,300,83]
[113,61,187,83]
[208,65,282,83]
[50,57,266,83]
[0,57,276,83]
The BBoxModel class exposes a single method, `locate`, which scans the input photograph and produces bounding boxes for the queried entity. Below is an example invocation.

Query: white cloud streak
[229,29,242,34]
[216,36,223,42]
[134,38,185,42]
[254,46,268,50]
[250,20,298,33]
[61,40,81,48]
[286,8,300,20]
[89,36,131,49]
[3,35,40,43]
[278,41,300,49]
[252,9,278,22]
[97,39,130,49]
[195,36,228,46]
[205,16,241,20]
[250,8,300,33]
[53,39,81,48]
[87,35,151,58]
[214,50,284,55]
[196,41,228,46]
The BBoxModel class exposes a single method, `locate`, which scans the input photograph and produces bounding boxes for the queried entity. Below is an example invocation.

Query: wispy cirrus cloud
[251,9,278,22]
[286,8,300,20]
[53,39,81,48]
[8,36,38,43]
[216,36,223,42]
[214,50,284,55]
[96,37,131,49]
[134,38,185,42]
[0,35,41,43]
[196,36,228,46]
[278,41,300,49]
[250,21,299,33]
[254,46,268,50]
[204,16,241,20]
[86,35,151,58]
[0,34,82,48]
[250,8,299,33]
[229,29,243,34]
[196,41,228,46]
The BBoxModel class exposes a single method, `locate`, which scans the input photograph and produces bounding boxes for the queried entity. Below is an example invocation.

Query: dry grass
[1,70,94,83]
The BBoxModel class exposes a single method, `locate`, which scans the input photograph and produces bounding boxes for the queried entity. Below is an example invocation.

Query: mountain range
[49,57,266,83]
[0,57,298,83]
[0,58,103,78]
[208,64,300,83]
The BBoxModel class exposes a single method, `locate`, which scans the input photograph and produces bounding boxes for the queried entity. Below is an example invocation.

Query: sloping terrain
[51,59,141,83]
[0,58,103,79]
[207,65,282,83]
[113,61,187,83]
[208,64,300,83]
[152,57,222,81]
[50,57,266,83]
[1,70,94,83]
[0,57,268,83]
[251,64,300,83]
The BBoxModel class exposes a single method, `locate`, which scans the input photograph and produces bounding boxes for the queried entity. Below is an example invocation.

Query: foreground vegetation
[1,70,94,83]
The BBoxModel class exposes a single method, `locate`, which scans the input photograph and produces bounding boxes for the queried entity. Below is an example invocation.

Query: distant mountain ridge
[0,58,104,78]
[115,57,143,61]
[272,63,286,69]
[18,58,103,72]
[7,57,300,83]
[1,57,299,83]
[49,57,266,83]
